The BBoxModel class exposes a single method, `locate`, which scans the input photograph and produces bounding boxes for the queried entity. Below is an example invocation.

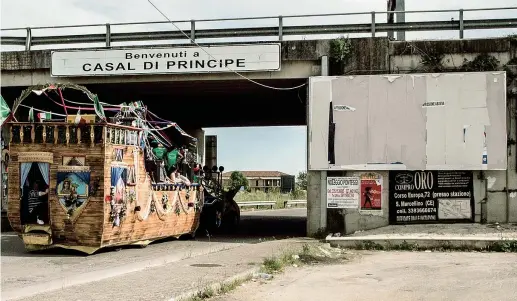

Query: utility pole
[396,0,406,41]
[387,0,406,41]
[387,0,396,39]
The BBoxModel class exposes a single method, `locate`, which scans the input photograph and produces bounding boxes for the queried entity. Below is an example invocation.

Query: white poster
[326,177,360,209]
[51,44,281,77]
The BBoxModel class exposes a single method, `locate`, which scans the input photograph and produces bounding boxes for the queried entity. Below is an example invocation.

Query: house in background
[222,171,295,193]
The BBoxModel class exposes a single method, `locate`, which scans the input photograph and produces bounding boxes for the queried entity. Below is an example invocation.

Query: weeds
[186,243,350,301]
[185,276,252,301]
[311,228,328,240]
[261,256,284,273]
[260,243,349,275]
[348,240,517,252]
[190,287,215,301]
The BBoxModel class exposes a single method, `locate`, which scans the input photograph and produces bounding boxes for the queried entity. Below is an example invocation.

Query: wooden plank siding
[8,144,105,247]
[101,144,201,247]
[7,124,201,252]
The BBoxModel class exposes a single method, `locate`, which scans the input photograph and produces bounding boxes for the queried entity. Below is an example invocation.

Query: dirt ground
[212,251,517,301]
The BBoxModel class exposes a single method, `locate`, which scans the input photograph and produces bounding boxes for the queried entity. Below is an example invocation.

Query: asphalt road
[1,208,306,300]
[213,251,517,301]
[234,208,307,238]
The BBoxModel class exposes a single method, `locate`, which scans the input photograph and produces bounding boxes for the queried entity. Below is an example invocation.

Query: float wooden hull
[7,123,202,254]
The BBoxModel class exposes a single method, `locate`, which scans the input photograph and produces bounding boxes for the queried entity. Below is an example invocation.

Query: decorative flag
[32,89,48,96]
[75,108,82,124]
[28,107,34,123]
[93,95,106,120]
[37,112,51,121]
[0,95,11,125]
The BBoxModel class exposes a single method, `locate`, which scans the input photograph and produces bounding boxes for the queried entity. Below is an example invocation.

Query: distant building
[222,171,295,193]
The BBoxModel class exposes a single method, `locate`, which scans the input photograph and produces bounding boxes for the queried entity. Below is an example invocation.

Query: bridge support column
[307,170,327,236]
[307,54,330,237]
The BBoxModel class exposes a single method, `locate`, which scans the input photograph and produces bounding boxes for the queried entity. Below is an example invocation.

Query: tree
[296,171,307,190]
[227,171,249,192]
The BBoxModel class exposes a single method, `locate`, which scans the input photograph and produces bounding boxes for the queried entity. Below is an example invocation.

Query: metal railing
[238,201,277,209]
[1,7,516,51]
[237,199,307,210]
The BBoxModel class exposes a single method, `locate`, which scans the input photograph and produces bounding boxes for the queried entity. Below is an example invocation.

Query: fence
[237,199,307,210]
[1,7,516,51]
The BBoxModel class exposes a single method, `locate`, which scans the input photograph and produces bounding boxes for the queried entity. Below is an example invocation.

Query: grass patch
[218,279,244,295]
[348,240,517,252]
[186,276,253,301]
[189,287,215,301]
[261,256,284,273]
[186,243,351,301]
[260,243,349,274]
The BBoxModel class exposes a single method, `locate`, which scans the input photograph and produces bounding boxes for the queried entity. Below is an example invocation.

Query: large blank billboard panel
[308,72,507,171]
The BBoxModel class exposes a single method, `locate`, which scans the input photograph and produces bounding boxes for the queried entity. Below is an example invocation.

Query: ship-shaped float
[2,83,203,254]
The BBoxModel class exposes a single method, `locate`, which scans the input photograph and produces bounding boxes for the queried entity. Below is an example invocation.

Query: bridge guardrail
[284,200,307,207]
[1,7,516,51]
[237,199,307,210]
[237,201,277,209]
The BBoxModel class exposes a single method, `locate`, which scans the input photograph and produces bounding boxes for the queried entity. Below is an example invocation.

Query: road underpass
[1,76,309,241]
[1,78,308,128]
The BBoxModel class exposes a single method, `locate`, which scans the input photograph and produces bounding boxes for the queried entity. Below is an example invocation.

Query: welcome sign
[51,44,281,77]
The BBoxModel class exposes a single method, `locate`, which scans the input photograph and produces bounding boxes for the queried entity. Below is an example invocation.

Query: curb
[169,267,260,301]
[325,235,517,250]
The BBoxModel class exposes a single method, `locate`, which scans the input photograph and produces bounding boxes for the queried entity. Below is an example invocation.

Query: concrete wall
[0,38,391,87]
[389,38,514,72]
[0,40,345,87]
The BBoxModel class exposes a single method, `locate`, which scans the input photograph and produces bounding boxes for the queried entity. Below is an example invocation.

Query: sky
[1,0,516,175]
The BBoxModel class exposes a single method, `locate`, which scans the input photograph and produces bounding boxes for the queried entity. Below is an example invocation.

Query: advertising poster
[326,177,360,209]
[359,172,383,211]
[389,170,474,224]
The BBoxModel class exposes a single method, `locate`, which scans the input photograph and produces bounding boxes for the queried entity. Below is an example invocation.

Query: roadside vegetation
[260,243,348,274]
[232,171,308,210]
[234,189,307,209]
[185,243,353,301]
[351,240,517,252]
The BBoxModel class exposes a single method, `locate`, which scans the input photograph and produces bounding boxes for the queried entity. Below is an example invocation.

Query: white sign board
[51,44,281,77]
[326,177,360,209]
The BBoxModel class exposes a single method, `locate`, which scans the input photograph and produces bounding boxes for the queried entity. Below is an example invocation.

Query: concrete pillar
[194,129,205,166]
[307,170,327,236]
[307,54,331,237]
[321,56,329,76]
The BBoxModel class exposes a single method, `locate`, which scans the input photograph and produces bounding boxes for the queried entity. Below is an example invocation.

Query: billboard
[308,72,507,171]
[388,170,474,224]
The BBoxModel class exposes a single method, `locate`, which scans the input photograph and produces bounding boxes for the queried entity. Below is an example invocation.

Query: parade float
[2,83,203,254]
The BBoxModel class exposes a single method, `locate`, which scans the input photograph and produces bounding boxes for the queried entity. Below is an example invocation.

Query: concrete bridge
[1,8,517,235]
[1,37,514,128]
